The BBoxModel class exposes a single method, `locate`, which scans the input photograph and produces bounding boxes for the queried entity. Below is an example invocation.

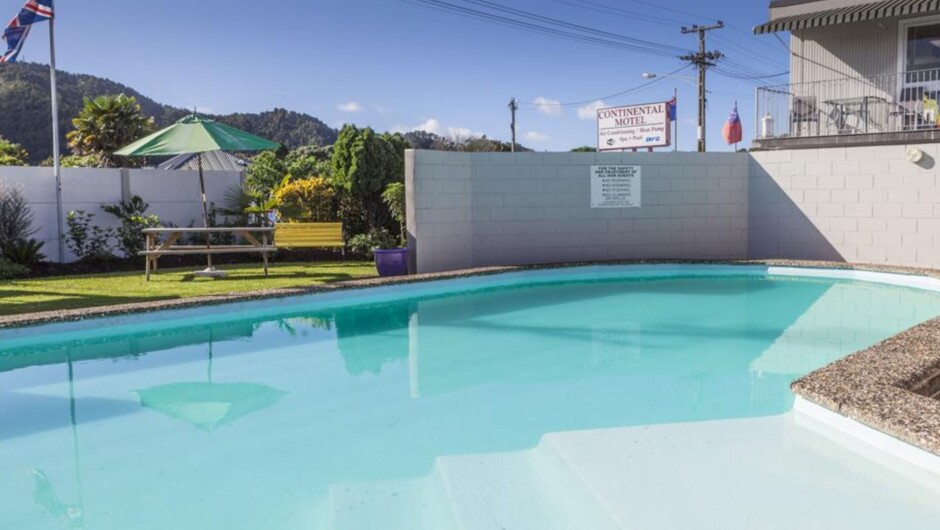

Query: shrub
[245,150,287,197]
[348,229,398,257]
[65,210,115,261]
[331,125,405,231]
[382,182,406,244]
[0,136,28,166]
[273,177,336,222]
[286,145,334,179]
[1,238,45,266]
[220,182,277,227]
[0,184,35,244]
[101,196,160,258]
[0,258,28,280]
[39,154,102,168]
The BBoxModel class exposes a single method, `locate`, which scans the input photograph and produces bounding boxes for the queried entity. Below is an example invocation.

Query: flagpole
[674,87,678,152]
[48,17,64,262]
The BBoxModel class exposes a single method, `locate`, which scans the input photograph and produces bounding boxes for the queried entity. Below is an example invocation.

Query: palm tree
[66,94,155,168]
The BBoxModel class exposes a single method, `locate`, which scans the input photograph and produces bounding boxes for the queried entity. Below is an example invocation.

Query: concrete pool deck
[3,259,940,463]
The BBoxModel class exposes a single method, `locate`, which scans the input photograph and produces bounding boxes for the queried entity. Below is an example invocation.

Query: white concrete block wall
[749,144,940,269]
[128,169,242,229]
[407,150,750,274]
[405,150,474,273]
[0,166,241,262]
[1,166,64,261]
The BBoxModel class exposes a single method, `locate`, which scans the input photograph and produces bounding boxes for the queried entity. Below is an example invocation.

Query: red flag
[722,102,742,145]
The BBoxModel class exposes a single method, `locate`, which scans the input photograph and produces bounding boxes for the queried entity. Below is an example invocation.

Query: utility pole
[508,97,518,152]
[680,22,724,153]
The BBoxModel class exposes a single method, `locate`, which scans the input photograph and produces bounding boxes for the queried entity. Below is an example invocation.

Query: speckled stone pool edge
[5,258,940,459]
[8,259,940,330]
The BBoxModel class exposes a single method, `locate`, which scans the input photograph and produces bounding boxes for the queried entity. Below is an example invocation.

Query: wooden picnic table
[141,227,276,281]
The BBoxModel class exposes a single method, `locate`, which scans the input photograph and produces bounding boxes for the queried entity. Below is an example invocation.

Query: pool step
[432,445,621,530]
[541,416,940,529]
[327,472,458,530]
[325,441,622,530]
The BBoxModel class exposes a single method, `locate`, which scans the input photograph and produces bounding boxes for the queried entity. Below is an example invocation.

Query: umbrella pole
[198,153,213,269]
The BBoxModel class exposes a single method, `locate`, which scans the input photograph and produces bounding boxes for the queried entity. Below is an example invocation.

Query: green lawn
[0,261,376,317]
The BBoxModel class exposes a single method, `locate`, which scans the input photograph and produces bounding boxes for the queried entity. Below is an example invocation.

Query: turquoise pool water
[3,266,940,529]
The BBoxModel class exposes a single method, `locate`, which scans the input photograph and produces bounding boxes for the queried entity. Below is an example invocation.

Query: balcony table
[822,95,887,134]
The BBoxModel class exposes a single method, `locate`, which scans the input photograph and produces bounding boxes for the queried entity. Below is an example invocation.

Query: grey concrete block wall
[749,144,940,269]
[406,150,750,274]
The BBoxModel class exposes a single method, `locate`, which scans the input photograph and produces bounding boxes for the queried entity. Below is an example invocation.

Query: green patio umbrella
[115,115,280,272]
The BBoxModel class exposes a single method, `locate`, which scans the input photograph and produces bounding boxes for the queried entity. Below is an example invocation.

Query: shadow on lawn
[0,290,179,317]
[0,270,371,316]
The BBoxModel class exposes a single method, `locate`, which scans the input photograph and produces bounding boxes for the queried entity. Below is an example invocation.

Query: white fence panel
[0,166,243,262]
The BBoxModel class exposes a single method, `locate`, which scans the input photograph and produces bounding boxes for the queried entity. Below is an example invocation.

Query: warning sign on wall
[590,165,641,208]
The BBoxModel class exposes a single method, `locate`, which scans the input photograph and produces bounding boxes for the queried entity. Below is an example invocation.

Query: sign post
[597,101,671,152]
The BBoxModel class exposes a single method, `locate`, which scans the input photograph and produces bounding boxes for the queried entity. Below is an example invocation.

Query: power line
[717,58,787,78]
[518,64,692,107]
[620,0,717,24]
[399,0,685,57]
[715,67,788,81]
[589,0,790,62]
[543,0,787,76]
[458,0,688,54]
[711,34,788,69]
[548,0,692,28]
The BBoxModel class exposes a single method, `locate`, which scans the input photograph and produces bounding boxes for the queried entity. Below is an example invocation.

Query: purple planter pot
[373,248,409,277]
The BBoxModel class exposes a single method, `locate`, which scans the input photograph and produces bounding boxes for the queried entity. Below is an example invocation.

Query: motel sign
[597,101,671,151]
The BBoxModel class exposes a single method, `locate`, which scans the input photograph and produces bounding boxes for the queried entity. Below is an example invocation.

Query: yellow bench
[274,222,344,249]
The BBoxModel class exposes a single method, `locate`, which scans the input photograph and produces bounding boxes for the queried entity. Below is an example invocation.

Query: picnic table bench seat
[140,223,345,281]
[274,222,344,249]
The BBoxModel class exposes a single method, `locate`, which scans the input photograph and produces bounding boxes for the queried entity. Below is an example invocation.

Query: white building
[754,0,940,148]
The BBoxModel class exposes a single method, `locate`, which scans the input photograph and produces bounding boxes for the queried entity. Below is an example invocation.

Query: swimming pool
[3,265,940,529]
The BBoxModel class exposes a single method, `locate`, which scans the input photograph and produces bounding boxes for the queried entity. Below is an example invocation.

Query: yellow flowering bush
[273,177,336,222]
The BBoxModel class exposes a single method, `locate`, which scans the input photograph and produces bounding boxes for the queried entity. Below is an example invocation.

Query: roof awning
[754,0,940,34]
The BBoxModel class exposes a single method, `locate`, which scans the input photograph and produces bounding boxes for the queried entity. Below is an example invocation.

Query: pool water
[3,267,940,529]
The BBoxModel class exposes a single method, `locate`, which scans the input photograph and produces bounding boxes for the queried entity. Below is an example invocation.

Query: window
[906,22,940,72]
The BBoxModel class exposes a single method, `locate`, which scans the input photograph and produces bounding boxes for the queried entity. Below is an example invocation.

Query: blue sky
[9,0,789,151]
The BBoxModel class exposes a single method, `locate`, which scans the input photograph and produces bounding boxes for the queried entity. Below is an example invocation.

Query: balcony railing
[755,69,940,140]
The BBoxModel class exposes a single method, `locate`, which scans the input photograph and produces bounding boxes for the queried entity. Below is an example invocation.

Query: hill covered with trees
[0,63,338,163]
[0,62,526,164]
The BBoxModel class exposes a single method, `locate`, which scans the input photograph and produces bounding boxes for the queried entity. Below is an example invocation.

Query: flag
[667,97,677,121]
[1,0,54,64]
[722,102,742,145]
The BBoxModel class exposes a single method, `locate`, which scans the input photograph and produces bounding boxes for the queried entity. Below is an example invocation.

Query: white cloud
[447,126,478,138]
[337,101,363,113]
[372,104,388,115]
[533,96,562,116]
[412,118,441,134]
[577,100,607,120]
[394,118,482,138]
[524,131,550,143]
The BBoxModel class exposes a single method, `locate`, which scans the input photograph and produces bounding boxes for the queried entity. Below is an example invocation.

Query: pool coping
[4,258,940,460]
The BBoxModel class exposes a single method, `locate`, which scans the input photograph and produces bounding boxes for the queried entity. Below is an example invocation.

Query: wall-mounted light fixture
[907,147,925,164]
